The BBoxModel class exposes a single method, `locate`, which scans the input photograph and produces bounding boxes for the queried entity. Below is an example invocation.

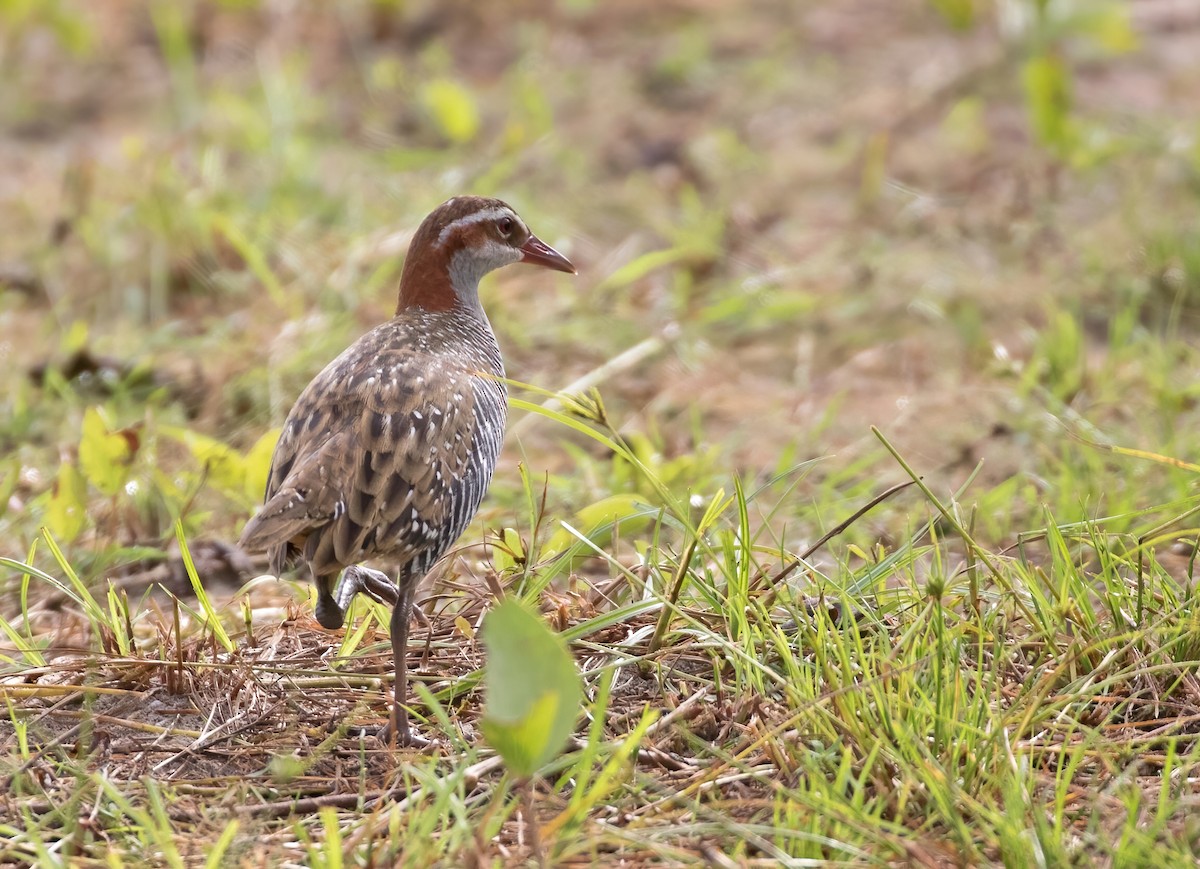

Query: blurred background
[2,0,1199,585]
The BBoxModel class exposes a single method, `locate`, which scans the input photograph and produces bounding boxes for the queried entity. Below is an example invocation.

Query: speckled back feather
[238,309,506,581]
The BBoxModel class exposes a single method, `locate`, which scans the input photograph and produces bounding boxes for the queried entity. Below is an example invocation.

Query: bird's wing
[238,327,486,577]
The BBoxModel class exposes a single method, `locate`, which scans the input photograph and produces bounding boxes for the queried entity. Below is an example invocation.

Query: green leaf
[482,692,561,776]
[203,820,240,869]
[45,4,94,57]
[941,97,988,154]
[859,131,889,207]
[928,0,974,29]
[420,79,481,145]
[78,407,137,496]
[595,247,691,293]
[243,427,280,504]
[176,520,235,653]
[481,599,582,777]
[63,319,88,354]
[508,397,624,455]
[1022,53,1073,153]
[1078,3,1138,55]
[541,494,657,559]
[492,527,525,574]
[267,753,308,783]
[161,425,247,498]
[46,461,88,543]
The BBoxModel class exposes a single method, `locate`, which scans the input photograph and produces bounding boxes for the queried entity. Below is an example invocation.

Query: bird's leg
[325,567,429,747]
[387,572,430,748]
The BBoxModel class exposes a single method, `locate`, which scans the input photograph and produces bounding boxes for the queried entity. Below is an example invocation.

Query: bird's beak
[520,234,576,274]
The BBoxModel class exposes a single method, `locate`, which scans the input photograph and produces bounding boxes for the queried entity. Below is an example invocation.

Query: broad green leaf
[78,407,136,496]
[46,461,88,543]
[420,79,480,145]
[541,493,656,559]
[161,425,247,497]
[481,692,560,777]
[333,603,378,669]
[481,599,581,777]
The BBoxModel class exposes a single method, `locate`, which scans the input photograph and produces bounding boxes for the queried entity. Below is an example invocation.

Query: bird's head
[397,196,575,313]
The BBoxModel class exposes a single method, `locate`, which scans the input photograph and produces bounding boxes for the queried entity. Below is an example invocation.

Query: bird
[238,196,575,746]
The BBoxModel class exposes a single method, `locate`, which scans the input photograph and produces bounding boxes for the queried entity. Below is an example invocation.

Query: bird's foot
[334,565,400,613]
[379,719,434,750]
[339,720,434,750]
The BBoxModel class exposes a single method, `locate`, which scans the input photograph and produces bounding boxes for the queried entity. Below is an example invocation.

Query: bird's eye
[498,217,514,236]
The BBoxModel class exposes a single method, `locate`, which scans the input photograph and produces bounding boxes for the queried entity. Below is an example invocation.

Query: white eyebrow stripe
[436,207,516,246]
